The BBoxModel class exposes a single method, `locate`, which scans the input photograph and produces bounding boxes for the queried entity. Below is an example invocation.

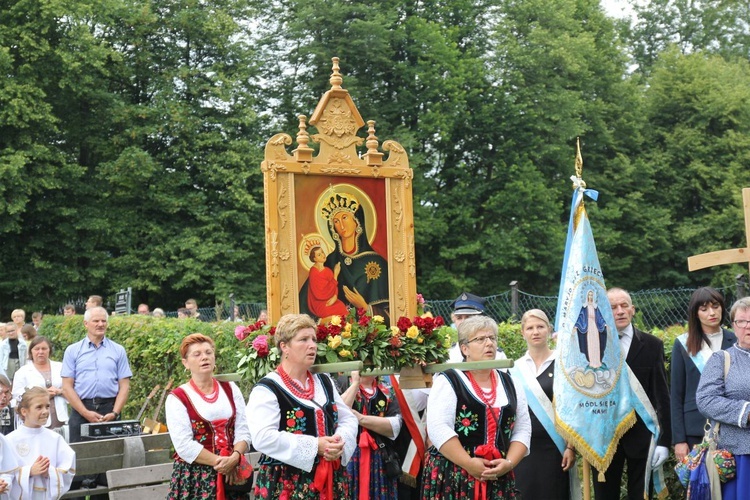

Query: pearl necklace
[277,365,315,400]
[189,378,219,404]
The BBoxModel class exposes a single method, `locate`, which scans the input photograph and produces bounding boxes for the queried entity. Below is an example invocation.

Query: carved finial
[297,115,310,149]
[330,57,343,90]
[364,120,384,166]
[575,137,583,178]
[293,114,314,163]
[366,120,379,153]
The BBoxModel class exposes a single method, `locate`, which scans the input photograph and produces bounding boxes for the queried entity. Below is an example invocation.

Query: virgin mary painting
[298,186,390,322]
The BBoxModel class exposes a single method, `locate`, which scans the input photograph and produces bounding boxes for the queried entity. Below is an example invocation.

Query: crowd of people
[1,286,749,499]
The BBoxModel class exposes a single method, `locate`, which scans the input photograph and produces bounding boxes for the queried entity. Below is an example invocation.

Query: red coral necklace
[189,378,220,404]
[277,365,315,400]
[467,371,497,407]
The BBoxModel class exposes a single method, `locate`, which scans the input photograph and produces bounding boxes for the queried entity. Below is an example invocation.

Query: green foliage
[40,315,249,418]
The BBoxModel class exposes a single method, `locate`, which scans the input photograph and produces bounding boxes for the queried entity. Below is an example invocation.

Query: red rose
[268,326,276,336]
[358,315,371,327]
[434,316,445,327]
[357,308,367,318]
[316,325,329,342]
[328,324,342,335]
[396,317,412,331]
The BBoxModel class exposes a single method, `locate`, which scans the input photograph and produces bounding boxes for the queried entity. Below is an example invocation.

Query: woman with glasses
[697,297,750,500]
[421,315,530,499]
[512,310,579,500]
[11,337,68,432]
[671,287,736,462]
[246,314,358,499]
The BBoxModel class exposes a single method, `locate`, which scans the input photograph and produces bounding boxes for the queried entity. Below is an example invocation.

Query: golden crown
[320,190,360,221]
[302,235,323,256]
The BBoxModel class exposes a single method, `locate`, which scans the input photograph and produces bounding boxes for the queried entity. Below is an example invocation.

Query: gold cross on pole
[688,188,750,275]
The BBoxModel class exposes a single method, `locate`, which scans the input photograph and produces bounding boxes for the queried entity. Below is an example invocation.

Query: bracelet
[231,450,242,459]
[506,458,513,469]
[566,445,575,451]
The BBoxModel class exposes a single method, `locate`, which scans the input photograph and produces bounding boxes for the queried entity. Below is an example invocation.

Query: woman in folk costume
[340,370,402,500]
[246,314,358,499]
[421,315,531,499]
[6,387,75,499]
[671,287,736,462]
[511,310,580,500]
[165,333,252,500]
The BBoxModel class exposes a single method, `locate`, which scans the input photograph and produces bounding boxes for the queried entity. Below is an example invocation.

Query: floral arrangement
[234,303,453,385]
[235,320,280,386]
[315,308,452,370]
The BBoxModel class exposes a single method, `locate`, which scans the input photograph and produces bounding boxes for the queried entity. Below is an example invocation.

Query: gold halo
[314,183,378,250]
[298,233,334,272]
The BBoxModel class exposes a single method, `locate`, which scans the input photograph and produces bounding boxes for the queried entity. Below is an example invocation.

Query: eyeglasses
[466,334,498,345]
[733,319,750,329]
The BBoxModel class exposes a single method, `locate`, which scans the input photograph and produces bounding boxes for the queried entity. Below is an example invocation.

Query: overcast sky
[601,0,636,19]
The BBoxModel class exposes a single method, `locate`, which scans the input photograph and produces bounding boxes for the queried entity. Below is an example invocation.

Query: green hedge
[39,315,250,419]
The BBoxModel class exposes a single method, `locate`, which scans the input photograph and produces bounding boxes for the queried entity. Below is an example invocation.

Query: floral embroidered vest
[171,381,237,456]
[442,369,517,455]
[255,374,339,465]
[354,383,392,438]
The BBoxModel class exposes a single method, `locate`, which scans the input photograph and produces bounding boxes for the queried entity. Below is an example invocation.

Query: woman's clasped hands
[318,434,344,462]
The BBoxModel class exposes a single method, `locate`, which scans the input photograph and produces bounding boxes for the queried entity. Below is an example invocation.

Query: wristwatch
[112,411,121,420]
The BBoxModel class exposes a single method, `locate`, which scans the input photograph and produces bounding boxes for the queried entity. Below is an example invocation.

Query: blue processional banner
[553,185,636,474]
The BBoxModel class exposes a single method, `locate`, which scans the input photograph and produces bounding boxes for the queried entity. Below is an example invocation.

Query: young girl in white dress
[6,387,76,499]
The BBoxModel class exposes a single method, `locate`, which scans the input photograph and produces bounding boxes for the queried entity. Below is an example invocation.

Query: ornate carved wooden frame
[261,58,417,324]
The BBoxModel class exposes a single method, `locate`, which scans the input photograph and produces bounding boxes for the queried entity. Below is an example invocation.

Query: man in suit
[592,288,671,500]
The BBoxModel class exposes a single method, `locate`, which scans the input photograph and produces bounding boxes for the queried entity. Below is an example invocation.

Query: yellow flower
[338,349,351,358]
[390,326,401,337]
[420,312,433,319]
[344,323,352,334]
[330,315,342,326]
[417,336,424,344]
[341,330,352,339]
[372,315,384,324]
[406,325,419,339]
[328,335,342,349]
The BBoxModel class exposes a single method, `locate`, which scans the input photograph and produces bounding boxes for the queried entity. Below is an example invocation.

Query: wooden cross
[688,188,750,276]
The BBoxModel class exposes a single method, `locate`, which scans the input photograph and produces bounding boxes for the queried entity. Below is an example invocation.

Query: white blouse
[426,370,531,453]
[246,372,358,472]
[165,380,251,464]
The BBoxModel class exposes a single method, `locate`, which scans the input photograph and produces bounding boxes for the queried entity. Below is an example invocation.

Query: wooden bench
[104,451,262,500]
[61,433,173,499]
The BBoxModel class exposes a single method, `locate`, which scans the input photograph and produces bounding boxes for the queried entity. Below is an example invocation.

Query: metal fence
[425,284,745,329]
[60,278,749,329]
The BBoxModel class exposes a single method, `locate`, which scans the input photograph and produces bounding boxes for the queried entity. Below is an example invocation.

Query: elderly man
[592,288,671,500]
[137,303,150,315]
[62,306,132,444]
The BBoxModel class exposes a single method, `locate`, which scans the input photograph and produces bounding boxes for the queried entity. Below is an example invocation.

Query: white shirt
[618,324,634,358]
[519,350,557,377]
[425,370,531,454]
[246,372,358,472]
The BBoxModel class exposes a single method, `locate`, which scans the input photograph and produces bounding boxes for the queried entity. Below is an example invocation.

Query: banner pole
[582,459,591,500]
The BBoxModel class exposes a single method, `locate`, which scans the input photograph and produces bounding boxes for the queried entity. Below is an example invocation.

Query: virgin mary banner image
[553,186,635,475]
[297,182,390,323]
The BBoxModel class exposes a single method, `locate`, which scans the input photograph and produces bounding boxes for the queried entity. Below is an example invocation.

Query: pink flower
[252,335,270,357]
[235,325,250,341]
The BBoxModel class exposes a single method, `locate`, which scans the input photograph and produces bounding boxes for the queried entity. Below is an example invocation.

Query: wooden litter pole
[582,459,591,500]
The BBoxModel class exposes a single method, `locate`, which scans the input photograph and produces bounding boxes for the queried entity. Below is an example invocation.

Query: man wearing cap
[448,292,507,362]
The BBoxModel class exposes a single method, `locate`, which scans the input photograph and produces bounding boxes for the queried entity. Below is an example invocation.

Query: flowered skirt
[167,459,249,500]
[253,460,349,499]
[346,445,399,500]
[420,447,518,500]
